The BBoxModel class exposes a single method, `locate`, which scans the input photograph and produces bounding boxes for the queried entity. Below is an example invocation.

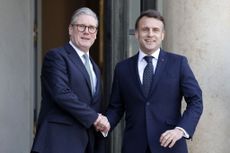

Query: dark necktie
[83,54,95,95]
[142,56,154,97]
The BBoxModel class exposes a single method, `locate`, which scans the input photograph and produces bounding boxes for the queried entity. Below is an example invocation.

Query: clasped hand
[94,114,110,134]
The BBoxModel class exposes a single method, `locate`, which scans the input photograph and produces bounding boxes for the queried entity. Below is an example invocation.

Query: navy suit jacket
[107,49,203,153]
[31,43,105,153]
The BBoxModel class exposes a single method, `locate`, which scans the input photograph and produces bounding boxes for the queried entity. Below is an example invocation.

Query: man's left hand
[160,128,184,148]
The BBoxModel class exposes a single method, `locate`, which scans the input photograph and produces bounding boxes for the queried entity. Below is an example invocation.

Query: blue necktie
[83,54,95,95]
[142,56,154,97]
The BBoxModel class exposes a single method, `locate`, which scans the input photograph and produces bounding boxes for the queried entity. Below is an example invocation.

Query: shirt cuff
[175,127,189,138]
[101,131,108,137]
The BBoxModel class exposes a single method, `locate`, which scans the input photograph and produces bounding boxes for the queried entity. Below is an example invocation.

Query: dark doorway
[41,0,103,67]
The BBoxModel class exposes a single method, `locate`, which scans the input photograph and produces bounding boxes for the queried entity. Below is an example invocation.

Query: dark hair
[135,9,165,30]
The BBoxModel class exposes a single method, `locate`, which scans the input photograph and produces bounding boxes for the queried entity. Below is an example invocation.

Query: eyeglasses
[72,24,97,34]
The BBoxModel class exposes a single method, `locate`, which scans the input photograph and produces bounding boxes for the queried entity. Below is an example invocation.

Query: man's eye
[89,26,95,30]
[78,24,85,28]
[153,28,160,32]
[142,28,149,32]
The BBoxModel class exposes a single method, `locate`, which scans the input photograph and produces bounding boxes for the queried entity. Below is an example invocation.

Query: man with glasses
[31,7,109,153]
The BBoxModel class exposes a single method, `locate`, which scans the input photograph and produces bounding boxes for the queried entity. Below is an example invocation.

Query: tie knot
[144,56,153,64]
[83,54,89,59]
[83,54,90,63]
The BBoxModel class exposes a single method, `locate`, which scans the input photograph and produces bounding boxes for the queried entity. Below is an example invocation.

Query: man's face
[69,14,97,52]
[135,16,165,54]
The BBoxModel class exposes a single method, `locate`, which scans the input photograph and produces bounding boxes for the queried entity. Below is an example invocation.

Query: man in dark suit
[31,7,109,153]
[105,9,203,153]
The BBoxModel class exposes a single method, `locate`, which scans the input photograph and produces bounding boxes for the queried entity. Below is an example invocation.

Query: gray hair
[70,7,98,26]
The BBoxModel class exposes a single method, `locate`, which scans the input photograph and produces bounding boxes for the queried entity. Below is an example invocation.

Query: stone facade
[162,1,230,153]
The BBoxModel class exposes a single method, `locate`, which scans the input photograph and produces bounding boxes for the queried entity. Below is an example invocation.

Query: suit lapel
[131,51,168,99]
[149,49,167,98]
[130,53,147,98]
[64,44,92,94]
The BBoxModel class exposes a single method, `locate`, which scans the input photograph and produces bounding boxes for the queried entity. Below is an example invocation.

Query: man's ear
[134,30,138,39]
[68,25,73,35]
[161,30,165,41]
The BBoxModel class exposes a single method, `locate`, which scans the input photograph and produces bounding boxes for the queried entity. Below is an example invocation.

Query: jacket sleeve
[106,63,125,129]
[177,57,203,138]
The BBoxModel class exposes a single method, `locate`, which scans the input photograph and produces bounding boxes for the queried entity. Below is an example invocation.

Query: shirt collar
[69,41,89,57]
[138,48,160,62]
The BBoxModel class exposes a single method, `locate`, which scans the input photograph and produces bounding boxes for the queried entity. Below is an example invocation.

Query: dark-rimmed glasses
[72,24,97,34]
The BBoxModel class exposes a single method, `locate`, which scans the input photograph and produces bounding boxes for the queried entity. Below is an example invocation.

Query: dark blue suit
[31,43,105,153]
[107,49,203,153]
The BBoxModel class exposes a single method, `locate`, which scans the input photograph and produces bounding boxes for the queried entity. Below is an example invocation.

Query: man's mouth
[145,39,156,42]
[81,37,90,40]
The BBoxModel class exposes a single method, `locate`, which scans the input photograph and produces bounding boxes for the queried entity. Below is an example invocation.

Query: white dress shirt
[138,48,160,84]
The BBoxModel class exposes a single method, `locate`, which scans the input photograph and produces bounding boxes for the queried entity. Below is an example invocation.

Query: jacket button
[146,102,150,106]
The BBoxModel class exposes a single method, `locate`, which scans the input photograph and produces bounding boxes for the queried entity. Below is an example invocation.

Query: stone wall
[162,1,230,152]
[0,0,34,152]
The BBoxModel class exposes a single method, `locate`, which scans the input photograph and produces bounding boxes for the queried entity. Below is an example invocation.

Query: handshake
[94,114,110,137]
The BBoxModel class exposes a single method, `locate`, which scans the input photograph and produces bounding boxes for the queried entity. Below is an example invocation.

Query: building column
[0,0,34,152]
[162,1,230,153]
